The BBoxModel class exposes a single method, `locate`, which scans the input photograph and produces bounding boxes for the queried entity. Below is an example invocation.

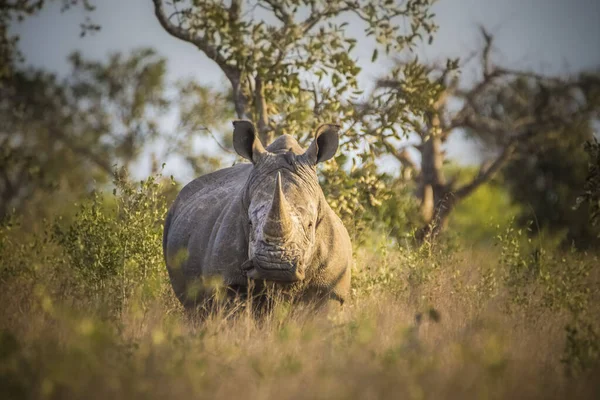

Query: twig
[198,126,233,154]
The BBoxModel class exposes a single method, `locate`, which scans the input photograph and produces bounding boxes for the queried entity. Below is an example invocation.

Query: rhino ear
[303,124,340,165]
[233,120,266,164]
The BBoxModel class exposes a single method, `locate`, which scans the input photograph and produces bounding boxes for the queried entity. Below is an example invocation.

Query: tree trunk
[254,76,273,145]
[418,136,445,220]
[416,135,452,242]
[416,193,456,242]
[229,74,248,121]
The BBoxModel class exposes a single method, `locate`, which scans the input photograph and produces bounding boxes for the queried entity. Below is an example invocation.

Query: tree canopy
[0,48,168,219]
[152,0,437,145]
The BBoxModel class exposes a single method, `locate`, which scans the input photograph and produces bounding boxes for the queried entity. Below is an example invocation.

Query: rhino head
[232,120,340,283]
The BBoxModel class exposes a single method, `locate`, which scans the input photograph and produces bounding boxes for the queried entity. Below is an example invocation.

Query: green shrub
[55,171,174,313]
[320,156,420,245]
[0,170,176,319]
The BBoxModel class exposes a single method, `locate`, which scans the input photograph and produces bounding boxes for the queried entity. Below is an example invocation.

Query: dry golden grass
[1,241,598,400]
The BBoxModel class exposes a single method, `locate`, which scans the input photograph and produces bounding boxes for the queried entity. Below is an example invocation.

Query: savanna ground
[1,173,598,400]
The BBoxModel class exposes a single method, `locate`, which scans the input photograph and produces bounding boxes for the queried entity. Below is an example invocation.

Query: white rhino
[163,121,352,309]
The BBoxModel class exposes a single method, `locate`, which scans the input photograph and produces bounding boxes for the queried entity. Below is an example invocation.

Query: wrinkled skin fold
[163,121,352,310]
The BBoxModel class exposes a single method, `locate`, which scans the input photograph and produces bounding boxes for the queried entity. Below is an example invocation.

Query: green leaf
[371,49,378,63]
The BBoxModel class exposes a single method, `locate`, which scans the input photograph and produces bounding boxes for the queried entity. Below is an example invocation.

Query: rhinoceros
[163,120,352,310]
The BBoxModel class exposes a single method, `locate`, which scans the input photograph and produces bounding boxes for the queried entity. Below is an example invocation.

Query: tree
[369,28,600,241]
[501,120,599,248]
[149,0,443,230]
[0,48,169,220]
[577,138,600,232]
[151,0,437,146]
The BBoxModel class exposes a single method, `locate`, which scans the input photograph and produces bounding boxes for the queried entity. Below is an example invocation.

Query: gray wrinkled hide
[163,134,352,308]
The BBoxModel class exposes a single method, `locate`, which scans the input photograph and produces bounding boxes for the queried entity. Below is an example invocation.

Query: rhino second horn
[263,172,293,241]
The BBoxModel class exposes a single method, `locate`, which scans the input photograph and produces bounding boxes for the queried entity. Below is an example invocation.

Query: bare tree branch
[453,142,517,200]
[262,0,292,24]
[151,0,237,78]
[229,0,242,21]
[479,25,493,78]
[301,3,354,34]
[382,139,420,176]
[198,126,233,154]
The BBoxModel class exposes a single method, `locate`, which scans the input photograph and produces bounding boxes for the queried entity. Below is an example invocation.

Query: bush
[320,156,420,245]
[0,170,176,319]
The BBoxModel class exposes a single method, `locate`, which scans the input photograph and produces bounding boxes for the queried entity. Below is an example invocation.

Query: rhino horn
[263,172,293,241]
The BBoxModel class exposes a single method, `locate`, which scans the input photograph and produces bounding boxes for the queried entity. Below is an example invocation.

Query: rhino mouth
[242,257,305,282]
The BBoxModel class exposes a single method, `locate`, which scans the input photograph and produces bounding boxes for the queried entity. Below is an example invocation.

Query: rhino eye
[308,222,313,229]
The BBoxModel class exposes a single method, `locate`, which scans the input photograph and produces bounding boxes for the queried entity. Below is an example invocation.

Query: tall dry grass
[0,176,598,399]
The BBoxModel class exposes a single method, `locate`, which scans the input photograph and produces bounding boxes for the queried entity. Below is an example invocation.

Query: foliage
[576,138,600,232]
[153,0,437,140]
[66,48,170,165]
[0,171,175,317]
[495,221,597,314]
[494,221,599,375]
[171,79,236,176]
[563,319,600,377]
[319,154,419,243]
[500,107,600,248]
[0,48,170,220]
[152,0,441,222]
[52,171,173,312]
[0,48,230,221]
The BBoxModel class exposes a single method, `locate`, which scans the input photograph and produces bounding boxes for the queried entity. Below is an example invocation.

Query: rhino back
[163,163,252,302]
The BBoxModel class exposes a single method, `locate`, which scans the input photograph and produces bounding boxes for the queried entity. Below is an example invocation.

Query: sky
[11,0,600,181]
